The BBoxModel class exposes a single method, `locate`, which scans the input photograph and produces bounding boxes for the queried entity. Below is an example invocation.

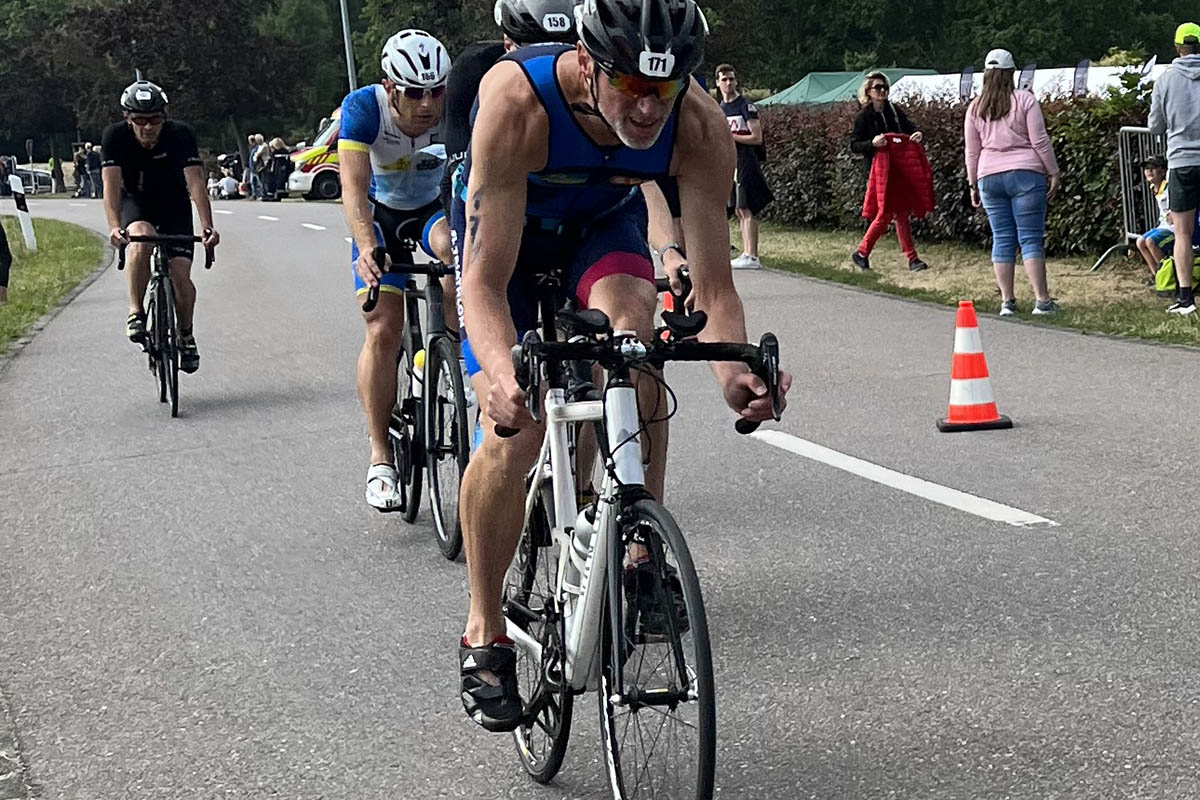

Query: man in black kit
[102,80,219,374]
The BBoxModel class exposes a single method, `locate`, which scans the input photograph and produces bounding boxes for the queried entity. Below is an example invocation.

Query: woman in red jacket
[849,72,929,272]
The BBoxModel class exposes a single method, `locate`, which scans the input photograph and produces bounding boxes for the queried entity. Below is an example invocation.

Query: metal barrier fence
[1090,126,1166,271]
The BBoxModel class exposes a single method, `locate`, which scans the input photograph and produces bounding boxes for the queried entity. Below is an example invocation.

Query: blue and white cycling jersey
[338,84,446,210]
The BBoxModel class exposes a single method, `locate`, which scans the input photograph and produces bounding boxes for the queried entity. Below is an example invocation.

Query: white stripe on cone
[948,377,997,407]
[953,326,983,354]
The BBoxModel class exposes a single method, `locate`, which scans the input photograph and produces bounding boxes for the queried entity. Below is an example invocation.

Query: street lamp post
[339,0,358,91]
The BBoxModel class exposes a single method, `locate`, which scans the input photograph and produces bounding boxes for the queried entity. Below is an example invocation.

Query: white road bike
[498,282,781,800]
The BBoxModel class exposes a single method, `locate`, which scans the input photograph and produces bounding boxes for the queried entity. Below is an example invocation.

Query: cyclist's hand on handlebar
[110,228,129,248]
[355,246,388,287]
[722,369,792,421]
[201,227,220,249]
[663,257,695,310]
[487,372,534,430]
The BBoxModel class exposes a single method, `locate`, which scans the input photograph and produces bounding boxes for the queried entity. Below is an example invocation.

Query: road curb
[0,229,113,380]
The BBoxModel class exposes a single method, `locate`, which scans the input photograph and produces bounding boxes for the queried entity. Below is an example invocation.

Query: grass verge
[1,215,105,354]
[758,223,1200,348]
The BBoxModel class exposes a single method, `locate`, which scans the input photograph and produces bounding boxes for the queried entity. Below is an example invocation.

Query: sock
[1180,286,1195,305]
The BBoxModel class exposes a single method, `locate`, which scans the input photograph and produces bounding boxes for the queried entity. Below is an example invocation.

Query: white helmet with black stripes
[381,29,451,88]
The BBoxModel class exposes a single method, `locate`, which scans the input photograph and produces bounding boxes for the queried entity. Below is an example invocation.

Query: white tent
[890,63,1167,103]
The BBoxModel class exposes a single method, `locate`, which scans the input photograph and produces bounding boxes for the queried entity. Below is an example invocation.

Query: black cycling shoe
[851,251,871,270]
[126,313,147,344]
[460,636,523,732]
[179,334,199,374]
[908,258,929,272]
[623,560,689,639]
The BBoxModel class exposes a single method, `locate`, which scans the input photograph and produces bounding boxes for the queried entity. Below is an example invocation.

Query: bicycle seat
[661,309,707,339]
[557,308,611,338]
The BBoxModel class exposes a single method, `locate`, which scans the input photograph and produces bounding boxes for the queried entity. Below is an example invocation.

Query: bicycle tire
[424,334,469,560]
[148,278,167,405]
[503,484,573,783]
[161,275,179,418]
[599,498,716,800]
[388,343,423,522]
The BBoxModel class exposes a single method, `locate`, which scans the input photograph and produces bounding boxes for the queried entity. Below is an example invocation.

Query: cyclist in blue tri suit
[340,29,453,511]
[453,0,792,731]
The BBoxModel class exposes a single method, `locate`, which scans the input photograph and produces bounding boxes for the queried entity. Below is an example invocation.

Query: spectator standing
[85,143,103,198]
[1149,22,1200,315]
[965,48,1061,316]
[251,134,269,199]
[849,72,929,271]
[49,155,65,193]
[0,157,9,197]
[717,63,772,269]
[73,148,90,197]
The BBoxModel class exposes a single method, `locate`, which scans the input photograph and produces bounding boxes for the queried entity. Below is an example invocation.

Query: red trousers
[857,210,918,262]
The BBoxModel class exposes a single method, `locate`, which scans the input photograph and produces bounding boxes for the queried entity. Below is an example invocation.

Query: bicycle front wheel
[390,343,423,522]
[424,335,469,560]
[161,276,179,418]
[503,482,572,783]
[600,498,716,800]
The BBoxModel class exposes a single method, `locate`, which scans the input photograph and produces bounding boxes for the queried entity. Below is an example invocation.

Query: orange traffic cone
[936,300,1013,432]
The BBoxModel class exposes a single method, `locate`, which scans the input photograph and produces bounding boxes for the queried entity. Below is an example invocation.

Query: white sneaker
[732,254,762,270]
[730,252,750,268]
[1167,299,1197,315]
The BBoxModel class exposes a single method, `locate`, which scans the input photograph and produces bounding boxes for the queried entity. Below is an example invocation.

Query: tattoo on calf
[467,191,483,259]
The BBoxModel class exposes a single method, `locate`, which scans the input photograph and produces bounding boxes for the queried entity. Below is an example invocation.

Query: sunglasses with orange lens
[606,71,687,101]
[130,115,165,127]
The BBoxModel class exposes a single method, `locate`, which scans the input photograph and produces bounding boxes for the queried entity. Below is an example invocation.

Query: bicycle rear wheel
[503,483,572,783]
[600,498,716,800]
[160,276,179,418]
[425,334,469,560]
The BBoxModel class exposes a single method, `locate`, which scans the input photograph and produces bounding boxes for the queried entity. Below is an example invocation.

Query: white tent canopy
[890,63,1167,103]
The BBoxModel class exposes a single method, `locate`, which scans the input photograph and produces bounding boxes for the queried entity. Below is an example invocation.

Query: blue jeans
[978,170,1047,262]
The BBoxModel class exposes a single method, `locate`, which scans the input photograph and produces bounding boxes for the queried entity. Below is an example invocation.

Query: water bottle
[562,503,597,594]
[471,417,484,453]
[411,348,425,400]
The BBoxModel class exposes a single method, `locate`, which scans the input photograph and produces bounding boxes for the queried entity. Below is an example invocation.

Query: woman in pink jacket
[965,49,1061,316]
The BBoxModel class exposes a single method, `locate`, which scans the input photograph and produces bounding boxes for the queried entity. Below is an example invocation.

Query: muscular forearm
[343,190,376,253]
[463,281,519,383]
[697,290,750,383]
[189,184,214,230]
[732,131,762,147]
[102,172,122,229]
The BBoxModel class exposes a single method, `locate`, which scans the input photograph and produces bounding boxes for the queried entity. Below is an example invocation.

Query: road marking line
[214,209,233,215]
[344,237,352,243]
[257,215,279,221]
[751,430,1058,527]
[69,202,87,207]
[301,223,326,230]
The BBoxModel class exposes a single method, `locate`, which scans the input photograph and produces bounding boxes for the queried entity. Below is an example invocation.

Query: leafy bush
[758,78,1151,256]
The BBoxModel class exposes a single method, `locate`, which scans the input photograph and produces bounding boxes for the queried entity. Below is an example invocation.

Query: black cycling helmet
[576,0,705,80]
[494,0,579,45]
[120,80,168,114]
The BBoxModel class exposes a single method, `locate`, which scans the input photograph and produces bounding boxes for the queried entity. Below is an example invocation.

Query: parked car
[14,167,53,193]
[288,109,341,201]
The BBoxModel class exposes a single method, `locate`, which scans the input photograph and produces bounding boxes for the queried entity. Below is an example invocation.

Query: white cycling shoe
[365,463,402,512]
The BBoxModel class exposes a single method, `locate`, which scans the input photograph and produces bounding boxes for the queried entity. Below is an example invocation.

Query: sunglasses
[129,115,165,127]
[606,71,687,102]
[396,85,446,101]
[871,84,889,92]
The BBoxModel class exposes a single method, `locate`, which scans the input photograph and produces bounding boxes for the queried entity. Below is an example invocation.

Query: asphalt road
[3,197,1199,799]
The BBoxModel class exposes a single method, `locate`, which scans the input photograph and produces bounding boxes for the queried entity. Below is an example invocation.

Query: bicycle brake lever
[361,246,390,313]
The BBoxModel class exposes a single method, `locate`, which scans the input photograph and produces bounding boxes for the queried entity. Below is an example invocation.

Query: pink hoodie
[964,89,1060,185]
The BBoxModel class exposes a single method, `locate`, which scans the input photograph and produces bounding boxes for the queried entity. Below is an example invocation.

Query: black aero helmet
[576,0,705,80]
[121,80,168,113]
[494,0,579,45]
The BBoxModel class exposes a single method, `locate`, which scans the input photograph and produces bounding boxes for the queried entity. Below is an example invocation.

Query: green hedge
[758,77,1151,256]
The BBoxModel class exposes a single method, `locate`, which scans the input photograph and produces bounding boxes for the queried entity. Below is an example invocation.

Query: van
[288,108,341,200]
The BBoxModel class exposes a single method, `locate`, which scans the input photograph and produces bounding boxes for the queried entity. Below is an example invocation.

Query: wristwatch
[655,241,684,260]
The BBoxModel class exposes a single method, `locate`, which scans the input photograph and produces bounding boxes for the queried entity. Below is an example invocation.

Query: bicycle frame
[506,364,645,693]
